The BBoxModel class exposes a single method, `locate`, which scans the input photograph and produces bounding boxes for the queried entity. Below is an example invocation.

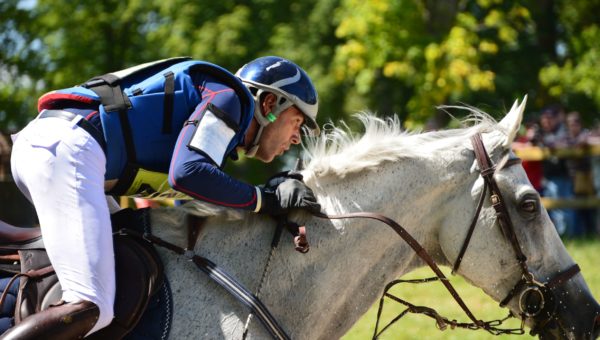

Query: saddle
[0,208,163,339]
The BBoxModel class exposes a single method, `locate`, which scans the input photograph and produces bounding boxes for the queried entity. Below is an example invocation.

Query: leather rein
[136,133,580,339]
[308,132,580,337]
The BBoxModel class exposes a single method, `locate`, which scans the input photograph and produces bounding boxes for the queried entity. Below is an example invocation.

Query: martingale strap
[308,211,521,336]
[134,215,291,340]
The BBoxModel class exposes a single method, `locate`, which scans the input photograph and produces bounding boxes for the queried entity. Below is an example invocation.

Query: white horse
[149,97,600,339]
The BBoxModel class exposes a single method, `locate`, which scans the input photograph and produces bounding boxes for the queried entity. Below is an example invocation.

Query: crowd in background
[513,105,600,237]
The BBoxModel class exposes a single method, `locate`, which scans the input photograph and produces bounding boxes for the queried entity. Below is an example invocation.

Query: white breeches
[10,115,115,334]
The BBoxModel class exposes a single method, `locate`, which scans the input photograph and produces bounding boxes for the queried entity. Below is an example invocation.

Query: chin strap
[245,90,293,158]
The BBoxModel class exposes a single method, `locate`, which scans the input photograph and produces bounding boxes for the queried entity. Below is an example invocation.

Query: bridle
[459,133,580,332]
[135,132,583,339]
[312,132,581,337]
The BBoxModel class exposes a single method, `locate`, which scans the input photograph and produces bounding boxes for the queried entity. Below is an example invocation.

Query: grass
[342,237,600,340]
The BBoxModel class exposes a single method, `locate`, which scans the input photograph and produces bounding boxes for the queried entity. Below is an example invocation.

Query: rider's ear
[499,95,527,149]
[260,93,277,117]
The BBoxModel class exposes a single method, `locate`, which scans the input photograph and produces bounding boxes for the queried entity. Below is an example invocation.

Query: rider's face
[254,107,304,163]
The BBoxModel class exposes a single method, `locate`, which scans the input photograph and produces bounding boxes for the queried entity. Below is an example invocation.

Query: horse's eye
[520,199,538,213]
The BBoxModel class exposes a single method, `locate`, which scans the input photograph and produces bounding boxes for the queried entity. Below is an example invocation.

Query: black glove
[258,178,321,216]
[262,170,304,190]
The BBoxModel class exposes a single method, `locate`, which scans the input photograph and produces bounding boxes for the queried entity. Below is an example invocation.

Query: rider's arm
[167,86,260,211]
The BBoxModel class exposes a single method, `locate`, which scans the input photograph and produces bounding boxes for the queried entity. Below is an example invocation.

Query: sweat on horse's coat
[150,97,600,339]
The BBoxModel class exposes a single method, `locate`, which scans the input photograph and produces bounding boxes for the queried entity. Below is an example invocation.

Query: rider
[7,56,321,338]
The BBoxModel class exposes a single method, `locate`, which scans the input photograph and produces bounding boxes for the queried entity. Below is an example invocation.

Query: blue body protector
[45,59,254,181]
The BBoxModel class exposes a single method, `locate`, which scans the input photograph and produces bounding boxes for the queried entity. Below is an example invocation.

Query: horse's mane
[182,108,499,218]
[303,110,498,178]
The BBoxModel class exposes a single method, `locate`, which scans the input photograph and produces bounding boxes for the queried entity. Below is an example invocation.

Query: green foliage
[1,0,599,160]
[539,0,600,118]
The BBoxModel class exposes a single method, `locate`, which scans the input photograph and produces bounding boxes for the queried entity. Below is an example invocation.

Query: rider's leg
[10,116,115,335]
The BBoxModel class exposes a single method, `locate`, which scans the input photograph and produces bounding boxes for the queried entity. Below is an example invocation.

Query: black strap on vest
[83,74,137,165]
[83,74,132,112]
[81,59,253,196]
[162,71,175,134]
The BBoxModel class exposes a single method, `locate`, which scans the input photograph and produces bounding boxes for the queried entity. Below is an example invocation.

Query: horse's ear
[498,95,527,148]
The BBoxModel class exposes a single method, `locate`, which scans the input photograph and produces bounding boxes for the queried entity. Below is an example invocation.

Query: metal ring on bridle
[519,284,545,317]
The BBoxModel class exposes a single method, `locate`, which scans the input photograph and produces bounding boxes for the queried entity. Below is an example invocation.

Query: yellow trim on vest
[124,168,170,196]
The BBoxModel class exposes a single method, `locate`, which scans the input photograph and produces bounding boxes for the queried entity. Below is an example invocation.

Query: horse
[132,97,598,339]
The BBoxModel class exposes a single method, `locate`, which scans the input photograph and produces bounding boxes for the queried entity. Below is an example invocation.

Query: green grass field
[342,238,600,340]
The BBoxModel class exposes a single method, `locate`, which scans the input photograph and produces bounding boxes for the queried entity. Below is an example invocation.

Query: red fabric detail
[197,86,233,99]
[38,92,97,112]
[522,160,543,191]
[85,111,99,120]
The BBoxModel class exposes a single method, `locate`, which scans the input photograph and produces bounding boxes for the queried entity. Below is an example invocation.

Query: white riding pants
[10,115,115,334]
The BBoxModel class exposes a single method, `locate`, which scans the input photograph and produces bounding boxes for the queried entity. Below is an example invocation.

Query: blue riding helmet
[236,56,320,137]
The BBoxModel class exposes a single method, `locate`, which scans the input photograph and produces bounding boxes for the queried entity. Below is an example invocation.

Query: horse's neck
[281,152,472,338]
[150,150,473,339]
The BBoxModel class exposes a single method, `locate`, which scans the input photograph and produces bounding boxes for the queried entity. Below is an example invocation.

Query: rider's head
[236,56,319,161]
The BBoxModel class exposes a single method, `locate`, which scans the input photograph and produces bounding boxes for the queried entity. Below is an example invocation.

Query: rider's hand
[257,178,321,216]
[262,170,304,190]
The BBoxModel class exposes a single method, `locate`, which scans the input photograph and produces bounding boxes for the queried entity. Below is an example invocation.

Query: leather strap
[126,226,291,340]
[311,211,485,328]
[452,183,487,274]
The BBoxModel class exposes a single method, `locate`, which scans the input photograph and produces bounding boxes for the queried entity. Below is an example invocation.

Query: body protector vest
[40,58,255,196]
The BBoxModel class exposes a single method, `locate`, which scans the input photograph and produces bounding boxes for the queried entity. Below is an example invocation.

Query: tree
[0,0,45,131]
[332,0,539,129]
[539,0,600,122]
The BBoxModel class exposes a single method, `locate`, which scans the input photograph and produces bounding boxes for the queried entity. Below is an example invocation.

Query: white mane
[182,109,501,217]
[303,111,498,178]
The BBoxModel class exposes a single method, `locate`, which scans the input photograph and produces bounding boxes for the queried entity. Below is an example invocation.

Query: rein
[134,132,580,339]
[310,210,523,336]
[308,132,581,338]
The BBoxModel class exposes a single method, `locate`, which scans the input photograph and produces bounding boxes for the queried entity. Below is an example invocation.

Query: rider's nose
[291,130,301,144]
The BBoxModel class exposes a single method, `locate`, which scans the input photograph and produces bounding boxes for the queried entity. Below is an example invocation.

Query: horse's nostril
[593,314,600,339]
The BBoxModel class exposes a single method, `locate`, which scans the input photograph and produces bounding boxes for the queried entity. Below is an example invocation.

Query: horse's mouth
[536,313,600,340]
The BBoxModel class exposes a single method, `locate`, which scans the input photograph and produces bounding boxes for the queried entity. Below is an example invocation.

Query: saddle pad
[124,279,173,340]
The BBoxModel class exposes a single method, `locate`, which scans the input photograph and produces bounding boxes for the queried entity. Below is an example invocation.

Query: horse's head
[439,97,600,339]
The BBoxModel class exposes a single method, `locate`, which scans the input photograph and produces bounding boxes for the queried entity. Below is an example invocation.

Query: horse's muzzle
[535,283,600,340]
[592,314,600,339]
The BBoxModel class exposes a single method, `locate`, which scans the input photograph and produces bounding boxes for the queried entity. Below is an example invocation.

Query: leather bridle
[311,132,581,337]
[463,133,580,332]
[138,132,583,339]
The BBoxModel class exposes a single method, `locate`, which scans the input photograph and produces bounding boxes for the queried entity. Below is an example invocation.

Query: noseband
[454,133,580,331]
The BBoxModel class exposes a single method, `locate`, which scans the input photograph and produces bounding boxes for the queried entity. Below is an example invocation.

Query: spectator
[590,120,600,195]
[588,120,600,235]
[538,104,575,236]
[512,117,544,193]
[565,111,595,236]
